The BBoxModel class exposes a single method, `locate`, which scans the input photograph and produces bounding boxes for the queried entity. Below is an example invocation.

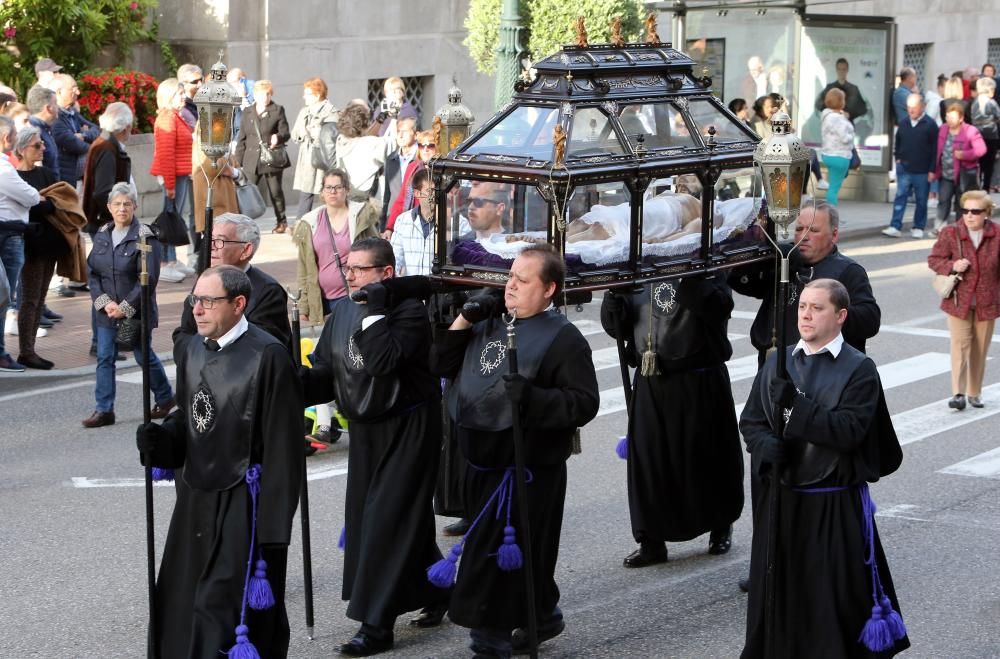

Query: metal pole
[288,288,315,640]
[138,231,158,659]
[494,0,525,110]
[197,187,214,274]
[609,290,635,415]
[505,313,539,659]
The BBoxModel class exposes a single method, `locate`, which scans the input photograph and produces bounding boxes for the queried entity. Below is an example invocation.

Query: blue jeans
[821,154,851,206]
[0,230,25,359]
[94,325,173,413]
[890,163,931,230]
[162,175,193,263]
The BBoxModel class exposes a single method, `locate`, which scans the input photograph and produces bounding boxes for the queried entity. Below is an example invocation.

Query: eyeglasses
[187,294,232,309]
[26,142,43,150]
[960,208,988,216]
[341,264,384,276]
[418,142,437,149]
[211,238,249,250]
[184,78,203,85]
[323,184,347,193]
[109,201,134,209]
[468,197,502,208]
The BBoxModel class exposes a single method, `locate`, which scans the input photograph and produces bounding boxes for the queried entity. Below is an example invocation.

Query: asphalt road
[2,230,999,658]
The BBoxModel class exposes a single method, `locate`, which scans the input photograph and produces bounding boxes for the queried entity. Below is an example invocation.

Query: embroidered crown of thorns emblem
[347,336,365,370]
[653,282,677,312]
[480,340,507,375]
[191,388,216,433]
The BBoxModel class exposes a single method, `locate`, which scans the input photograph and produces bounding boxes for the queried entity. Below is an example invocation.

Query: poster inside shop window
[796,25,890,168]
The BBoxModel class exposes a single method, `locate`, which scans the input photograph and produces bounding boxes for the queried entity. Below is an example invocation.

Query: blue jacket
[894,113,938,174]
[891,85,911,125]
[27,116,60,176]
[52,108,99,184]
[88,220,163,330]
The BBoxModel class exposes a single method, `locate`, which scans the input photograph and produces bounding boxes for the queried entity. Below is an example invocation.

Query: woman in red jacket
[149,77,193,282]
[928,190,1000,410]
[930,102,987,235]
[384,129,437,236]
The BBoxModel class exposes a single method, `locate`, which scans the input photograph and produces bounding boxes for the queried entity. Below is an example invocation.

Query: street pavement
[2,198,1000,657]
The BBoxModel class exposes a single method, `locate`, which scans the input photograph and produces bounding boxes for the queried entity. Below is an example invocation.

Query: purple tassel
[151,467,174,481]
[880,596,907,640]
[427,543,462,588]
[226,624,261,659]
[248,559,275,610]
[859,604,894,652]
[615,435,628,460]
[338,526,345,550]
[496,525,523,571]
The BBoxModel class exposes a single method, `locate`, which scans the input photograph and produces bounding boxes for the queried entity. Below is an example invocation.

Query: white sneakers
[928,197,939,209]
[816,180,830,190]
[159,265,186,283]
[4,312,47,338]
[911,228,925,239]
[176,263,196,276]
[881,227,902,238]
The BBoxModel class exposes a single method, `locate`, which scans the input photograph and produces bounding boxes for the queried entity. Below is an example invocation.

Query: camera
[380,99,402,117]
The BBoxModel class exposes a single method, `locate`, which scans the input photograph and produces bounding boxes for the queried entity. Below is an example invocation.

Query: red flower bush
[78,68,159,133]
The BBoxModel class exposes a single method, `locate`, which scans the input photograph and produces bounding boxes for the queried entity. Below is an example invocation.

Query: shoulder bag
[235,172,266,219]
[254,116,289,169]
[932,231,963,300]
[151,209,190,247]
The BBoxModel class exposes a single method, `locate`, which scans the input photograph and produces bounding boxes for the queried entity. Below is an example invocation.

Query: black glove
[502,373,531,404]
[753,434,787,466]
[358,282,389,315]
[769,374,799,409]
[604,290,628,321]
[462,288,505,324]
[136,422,164,465]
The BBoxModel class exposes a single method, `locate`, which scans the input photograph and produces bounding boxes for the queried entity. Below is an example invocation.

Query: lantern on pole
[753,111,810,239]
[434,84,475,155]
[192,54,241,272]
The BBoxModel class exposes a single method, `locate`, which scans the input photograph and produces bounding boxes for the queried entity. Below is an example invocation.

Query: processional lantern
[753,111,811,239]
[435,84,476,155]
[194,55,241,161]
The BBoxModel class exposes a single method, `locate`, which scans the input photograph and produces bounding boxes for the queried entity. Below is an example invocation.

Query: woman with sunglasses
[928,191,1000,411]
[383,130,437,238]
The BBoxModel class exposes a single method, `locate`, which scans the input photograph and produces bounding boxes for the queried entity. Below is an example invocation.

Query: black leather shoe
[623,543,668,568]
[57,285,77,298]
[338,630,393,656]
[82,410,115,428]
[443,518,471,536]
[512,618,566,655]
[969,395,984,408]
[409,601,448,628]
[18,354,54,370]
[948,394,966,411]
[738,576,750,593]
[708,525,733,555]
[43,307,63,321]
[39,317,54,328]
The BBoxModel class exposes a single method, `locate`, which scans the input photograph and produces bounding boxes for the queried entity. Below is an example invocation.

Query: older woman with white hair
[82,102,134,235]
[84,182,174,428]
[971,76,1000,190]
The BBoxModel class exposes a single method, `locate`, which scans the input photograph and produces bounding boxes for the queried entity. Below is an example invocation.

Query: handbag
[235,173,266,219]
[151,209,190,247]
[932,232,963,299]
[254,117,289,169]
[114,316,142,349]
[849,147,862,170]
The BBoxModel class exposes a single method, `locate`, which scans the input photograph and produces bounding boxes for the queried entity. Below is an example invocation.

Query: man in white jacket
[0,115,42,371]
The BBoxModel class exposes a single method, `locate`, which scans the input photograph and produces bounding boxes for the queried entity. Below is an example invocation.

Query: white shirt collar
[209,315,249,350]
[792,333,844,358]
[909,113,924,127]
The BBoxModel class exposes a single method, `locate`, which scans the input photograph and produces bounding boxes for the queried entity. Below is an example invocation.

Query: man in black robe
[300,237,447,656]
[136,265,303,658]
[601,276,744,567]
[741,279,909,658]
[173,212,291,351]
[430,245,600,658]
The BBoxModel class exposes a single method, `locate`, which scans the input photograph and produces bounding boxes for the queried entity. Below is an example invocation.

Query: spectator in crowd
[390,167,435,276]
[814,58,869,124]
[334,103,389,205]
[292,168,379,324]
[34,58,62,90]
[149,78,193,282]
[291,77,339,222]
[225,66,254,142]
[0,92,17,118]
[926,74,946,125]
[892,67,919,125]
[380,116,418,235]
[4,102,30,133]
[235,79,291,233]
[939,75,969,122]
[739,56,768,104]
[727,98,753,130]
[371,76,419,139]
[750,93,785,139]
[931,102,986,235]
[928,191,999,411]
[384,128,437,237]
[51,73,99,186]
[176,63,202,129]
[970,76,1000,191]
[463,181,511,240]
[983,63,997,81]
[84,182,174,428]
[819,87,856,206]
[26,86,60,174]
[0,115,41,372]
[82,102,133,236]
[883,94,938,239]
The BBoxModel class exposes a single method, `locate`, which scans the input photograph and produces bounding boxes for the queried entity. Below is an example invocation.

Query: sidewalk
[0,199,899,382]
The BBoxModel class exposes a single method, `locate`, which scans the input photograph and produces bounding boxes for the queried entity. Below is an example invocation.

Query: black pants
[253,171,287,223]
[980,138,1000,190]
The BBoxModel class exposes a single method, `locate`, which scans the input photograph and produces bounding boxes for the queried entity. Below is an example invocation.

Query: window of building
[367,76,429,126]
[989,39,1000,70]
[902,43,931,93]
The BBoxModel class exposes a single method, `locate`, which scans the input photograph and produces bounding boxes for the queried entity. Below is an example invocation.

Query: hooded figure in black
[601,276,744,568]
[741,279,909,658]
[429,245,600,658]
[136,265,303,658]
[300,237,447,656]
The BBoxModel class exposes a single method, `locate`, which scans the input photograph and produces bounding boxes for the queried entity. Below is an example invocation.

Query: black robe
[430,315,600,631]
[601,277,744,543]
[740,344,909,658]
[302,296,445,628]
[148,324,303,658]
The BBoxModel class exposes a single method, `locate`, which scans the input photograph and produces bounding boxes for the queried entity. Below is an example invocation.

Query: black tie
[205,339,221,352]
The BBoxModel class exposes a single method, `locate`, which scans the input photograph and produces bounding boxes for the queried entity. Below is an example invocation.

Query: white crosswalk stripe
[938,446,1000,480]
